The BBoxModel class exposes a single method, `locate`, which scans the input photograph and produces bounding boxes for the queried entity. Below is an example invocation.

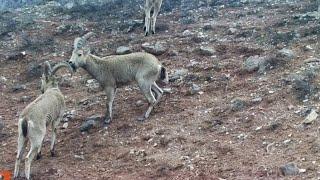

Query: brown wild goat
[68,32,168,126]
[14,61,73,180]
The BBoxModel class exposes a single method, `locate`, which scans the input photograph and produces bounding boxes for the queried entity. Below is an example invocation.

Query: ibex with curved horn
[68,32,168,126]
[14,61,73,180]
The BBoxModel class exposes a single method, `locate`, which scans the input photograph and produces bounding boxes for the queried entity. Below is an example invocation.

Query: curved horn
[74,32,95,49]
[82,32,95,41]
[51,61,74,76]
[44,61,52,76]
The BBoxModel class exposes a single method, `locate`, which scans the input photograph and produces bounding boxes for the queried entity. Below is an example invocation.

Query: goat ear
[43,61,52,77]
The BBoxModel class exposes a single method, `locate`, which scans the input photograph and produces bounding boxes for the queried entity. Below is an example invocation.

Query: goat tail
[160,66,169,84]
[21,118,28,137]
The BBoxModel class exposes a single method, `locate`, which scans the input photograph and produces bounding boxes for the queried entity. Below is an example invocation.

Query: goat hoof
[151,31,155,34]
[36,152,42,160]
[50,150,56,157]
[145,32,149,36]
[104,118,111,125]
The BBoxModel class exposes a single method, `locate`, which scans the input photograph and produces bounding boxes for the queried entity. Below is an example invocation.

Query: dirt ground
[1,1,320,179]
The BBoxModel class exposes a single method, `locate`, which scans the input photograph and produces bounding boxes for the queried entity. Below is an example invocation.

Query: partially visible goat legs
[14,135,26,178]
[25,139,42,180]
[151,82,163,105]
[104,87,116,126]
[151,5,161,34]
[50,118,61,157]
[144,8,151,36]
[138,82,156,121]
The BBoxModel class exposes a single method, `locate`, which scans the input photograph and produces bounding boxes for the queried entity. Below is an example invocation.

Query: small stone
[170,68,188,82]
[62,122,68,129]
[279,163,300,176]
[242,55,266,73]
[12,84,26,92]
[64,2,75,10]
[187,84,201,95]
[231,98,247,111]
[116,46,132,55]
[227,27,237,34]
[252,97,262,103]
[278,48,295,60]
[193,46,215,56]
[6,51,26,61]
[142,42,167,55]
[74,154,84,160]
[162,88,173,94]
[182,30,193,36]
[303,109,318,124]
[0,119,4,132]
[135,100,144,107]
[64,110,76,121]
[86,79,100,92]
[27,62,42,80]
[80,119,96,132]
[20,96,32,103]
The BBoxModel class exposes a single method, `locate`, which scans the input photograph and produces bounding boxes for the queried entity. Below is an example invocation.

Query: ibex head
[68,32,95,72]
[40,61,73,93]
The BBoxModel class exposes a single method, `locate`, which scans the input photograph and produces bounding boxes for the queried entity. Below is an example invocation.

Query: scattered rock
[227,27,237,34]
[242,55,267,73]
[62,122,68,129]
[86,79,100,92]
[231,98,247,111]
[182,30,193,36]
[203,23,213,31]
[74,154,84,160]
[64,2,75,10]
[277,48,296,60]
[80,120,97,132]
[279,163,300,176]
[26,62,42,80]
[187,83,201,95]
[20,95,32,103]
[12,84,26,92]
[80,115,102,132]
[168,50,179,56]
[64,110,76,122]
[86,115,102,122]
[162,87,173,94]
[251,97,262,104]
[6,51,26,61]
[142,42,167,55]
[170,68,188,82]
[193,46,215,56]
[135,100,144,107]
[291,76,313,101]
[0,118,4,132]
[303,109,318,124]
[116,46,132,55]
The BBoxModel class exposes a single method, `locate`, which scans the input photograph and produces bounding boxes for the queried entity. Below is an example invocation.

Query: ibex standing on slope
[144,0,163,36]
[14,61,73,180]
[68,32,168,126]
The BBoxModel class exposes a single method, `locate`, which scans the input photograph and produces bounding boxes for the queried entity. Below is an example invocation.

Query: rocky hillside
[1,0,320,179]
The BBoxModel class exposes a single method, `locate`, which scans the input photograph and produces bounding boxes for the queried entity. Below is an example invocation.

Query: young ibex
[144,0,163,36]
[14,61,73,180]
[68,32,168,126]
